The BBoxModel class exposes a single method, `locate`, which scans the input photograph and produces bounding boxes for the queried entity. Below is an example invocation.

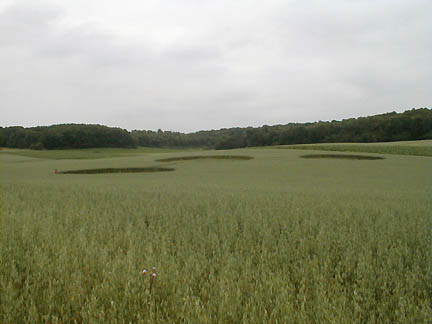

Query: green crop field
[0,147,194,160]
[276,139,432,156]
[1,147,431,323]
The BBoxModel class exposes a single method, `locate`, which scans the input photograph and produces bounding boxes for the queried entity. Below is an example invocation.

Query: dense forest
[0,124,135,150]
[1,108,431,150]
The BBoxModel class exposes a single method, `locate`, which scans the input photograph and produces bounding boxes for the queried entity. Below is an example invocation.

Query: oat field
[277,139,432,156]
[1,146,431,323]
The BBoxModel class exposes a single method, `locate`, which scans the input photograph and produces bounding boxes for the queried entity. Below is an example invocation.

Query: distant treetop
[1,108,431,150]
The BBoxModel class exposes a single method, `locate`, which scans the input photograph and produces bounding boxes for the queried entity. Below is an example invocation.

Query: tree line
[1,108,431,150]
[0,124,135,149]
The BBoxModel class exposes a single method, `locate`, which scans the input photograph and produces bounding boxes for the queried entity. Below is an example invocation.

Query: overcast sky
[0,0,431,132]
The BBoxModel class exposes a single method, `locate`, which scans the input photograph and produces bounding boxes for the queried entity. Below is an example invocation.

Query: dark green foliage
[132,108,432,149]
[300,154,385,160]
[0,108,431,150]
[59,167,174,174]
[28,142,45,150]
[131,127,248,149]
[212,108,432,149]
[0,124,136,150]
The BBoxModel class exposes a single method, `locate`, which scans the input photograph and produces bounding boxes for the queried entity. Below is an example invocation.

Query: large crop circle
[59,167,175,174]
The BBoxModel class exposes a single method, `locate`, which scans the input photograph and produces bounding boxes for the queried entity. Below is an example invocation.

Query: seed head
[142,269,147,275]
[151,267,156,273]
[152,273,157,278]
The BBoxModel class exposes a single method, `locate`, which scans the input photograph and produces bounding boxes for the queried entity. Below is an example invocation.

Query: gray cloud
[0,0,430,132]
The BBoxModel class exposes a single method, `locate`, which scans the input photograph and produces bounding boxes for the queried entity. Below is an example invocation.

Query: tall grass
[1,148,431,323]
[278,142,432,156]
[0,147,193,160]
[1,185,430,323]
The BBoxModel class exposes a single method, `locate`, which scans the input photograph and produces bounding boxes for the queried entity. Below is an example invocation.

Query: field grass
[0,147,194,160]
[1,147,431,323]
[276,139,432,156]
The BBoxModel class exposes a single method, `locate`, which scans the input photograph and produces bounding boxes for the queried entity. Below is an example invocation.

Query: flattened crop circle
[59,167,175,174]
[156,155,253,162]
[300,154,384,160]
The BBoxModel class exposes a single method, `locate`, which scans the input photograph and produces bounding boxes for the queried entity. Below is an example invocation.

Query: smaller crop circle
[156,155,253,162]
[300,154,384,160]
